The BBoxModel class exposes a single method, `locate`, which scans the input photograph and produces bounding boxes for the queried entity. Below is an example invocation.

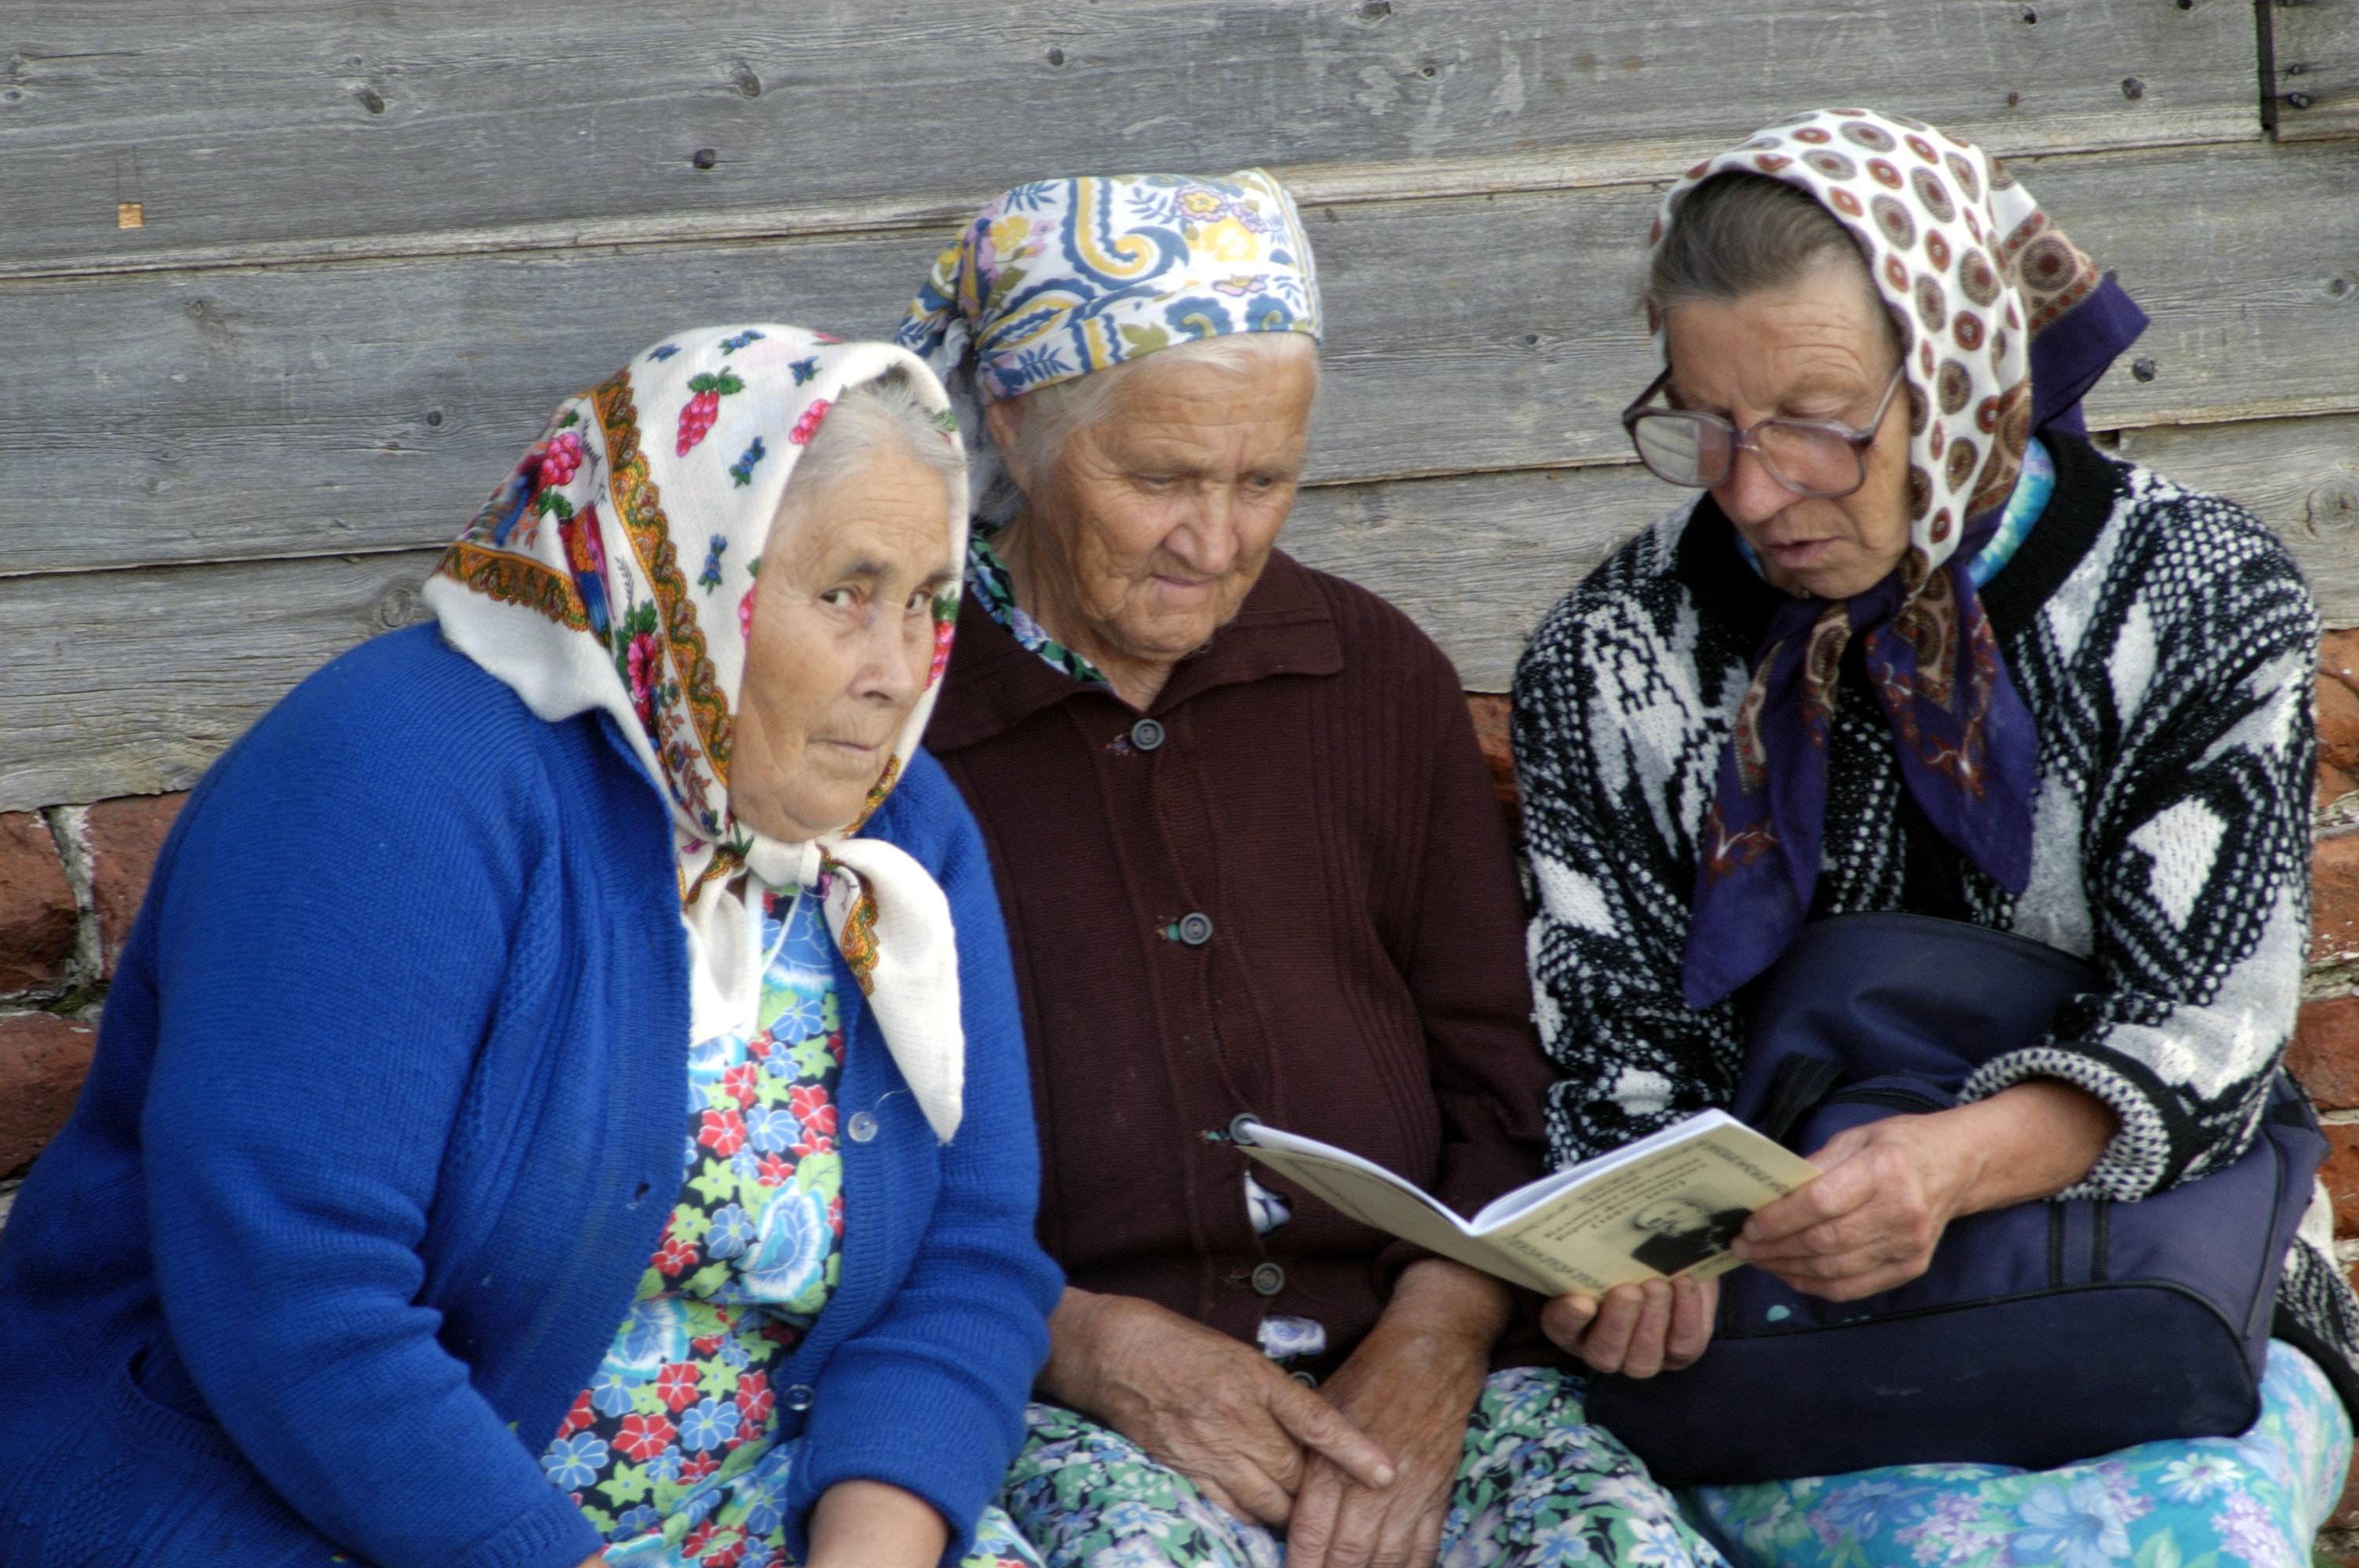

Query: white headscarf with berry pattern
[422,325,974,1141]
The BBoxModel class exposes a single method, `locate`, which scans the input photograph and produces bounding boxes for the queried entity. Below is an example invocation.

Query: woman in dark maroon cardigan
[896,171,1728,1568]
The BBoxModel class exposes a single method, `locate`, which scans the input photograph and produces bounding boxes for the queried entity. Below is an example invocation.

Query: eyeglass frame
[1619,362,1908,499]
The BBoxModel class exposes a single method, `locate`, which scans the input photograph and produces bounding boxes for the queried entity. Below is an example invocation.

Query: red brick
[2330,1461,2359,1532]
[2288,998,2359,1111]
[2321,829,2359,966]
[83,793,185,978]
[0,1012,96,1175]
[2324,673,2359,778]
[0,813,76,996]
[2324,628,2359,699]
[1466,695,1517,808]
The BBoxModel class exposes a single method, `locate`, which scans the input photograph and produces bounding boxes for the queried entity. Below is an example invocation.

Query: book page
[1481,1123,1821,1296]
[1468,1109,1754,1230]
[1232,1134,1565,1294]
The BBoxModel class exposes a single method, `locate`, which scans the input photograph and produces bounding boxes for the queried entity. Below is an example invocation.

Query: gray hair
[1647,170,1872,318]
[977,332,1319,523]
[778,365,968,524]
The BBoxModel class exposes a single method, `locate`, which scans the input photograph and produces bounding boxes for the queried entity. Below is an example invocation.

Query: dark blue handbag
[1585,912,2326,1486]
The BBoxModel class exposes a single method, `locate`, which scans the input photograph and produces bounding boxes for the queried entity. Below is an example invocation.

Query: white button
[784,1383,815,1411]
[848,1111,878,1143]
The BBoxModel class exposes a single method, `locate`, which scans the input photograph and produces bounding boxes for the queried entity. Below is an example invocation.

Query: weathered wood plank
[0,0,2263,279]
[7,416,2350,814]
[0,551,440,814]
[4,138,2354,579]
[2266,0,2359,141]
[2105,414,2359,616]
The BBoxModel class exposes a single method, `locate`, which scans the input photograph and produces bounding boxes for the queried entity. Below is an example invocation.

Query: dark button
[783,1383,815,1411]
[1129,717,1166,751]
[1251,1261,1285,1296]
[1176,912,1214,946]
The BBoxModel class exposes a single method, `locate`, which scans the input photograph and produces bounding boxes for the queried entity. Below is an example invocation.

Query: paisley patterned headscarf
[421,326,974,1139]
[1673,109,2148,1007]
[896,169,1320,521]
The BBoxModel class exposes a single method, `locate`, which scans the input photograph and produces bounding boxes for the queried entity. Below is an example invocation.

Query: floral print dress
[1000,1367,1729,1568]
[1688,1341,2351,1568]
[541,882,1042,1568]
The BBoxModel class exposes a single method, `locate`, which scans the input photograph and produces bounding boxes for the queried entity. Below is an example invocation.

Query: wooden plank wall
[3,0,2356,813]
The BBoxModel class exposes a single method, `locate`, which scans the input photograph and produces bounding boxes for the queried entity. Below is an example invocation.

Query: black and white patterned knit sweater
[1511,432,2359,1403]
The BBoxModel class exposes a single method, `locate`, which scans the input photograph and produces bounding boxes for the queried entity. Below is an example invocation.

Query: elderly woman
[895,172,1726,1568]
[0,328,1059,1568]
[1513,110,2359,1565]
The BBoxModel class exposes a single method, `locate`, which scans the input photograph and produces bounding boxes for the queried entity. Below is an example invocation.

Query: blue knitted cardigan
[0,624,1060,1568]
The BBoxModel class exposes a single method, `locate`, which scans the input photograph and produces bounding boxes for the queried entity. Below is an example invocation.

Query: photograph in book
[1232,1111,1821,1298]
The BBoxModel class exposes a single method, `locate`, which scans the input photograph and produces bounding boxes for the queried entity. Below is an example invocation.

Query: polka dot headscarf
[1664,109,2143,1010]
[1648,107,2103,580]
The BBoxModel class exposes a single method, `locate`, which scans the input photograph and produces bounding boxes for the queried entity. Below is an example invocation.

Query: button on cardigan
[0,624,1060,1568]
[926,550,1557,1364]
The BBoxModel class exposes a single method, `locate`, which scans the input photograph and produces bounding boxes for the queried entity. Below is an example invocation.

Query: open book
[1233,1110,1821,1298]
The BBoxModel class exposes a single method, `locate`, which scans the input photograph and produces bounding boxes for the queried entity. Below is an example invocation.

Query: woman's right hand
[1039,1287,1396,1526]
[1540,1273,1717,1378]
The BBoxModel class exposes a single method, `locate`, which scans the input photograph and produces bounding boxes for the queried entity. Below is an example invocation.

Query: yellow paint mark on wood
[117,202,144,229]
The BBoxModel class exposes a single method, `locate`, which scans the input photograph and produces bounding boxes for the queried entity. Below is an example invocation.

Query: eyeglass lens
[1630,413,1870,498]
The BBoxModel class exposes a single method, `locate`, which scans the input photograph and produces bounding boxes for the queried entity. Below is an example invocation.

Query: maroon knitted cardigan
[927,549,1556,1366]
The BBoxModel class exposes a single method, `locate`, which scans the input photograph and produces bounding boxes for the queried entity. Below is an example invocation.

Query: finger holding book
[1541,1273,1719,1378]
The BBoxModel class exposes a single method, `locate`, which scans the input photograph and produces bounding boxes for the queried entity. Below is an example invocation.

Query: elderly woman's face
[1000,350,1316,668]
[731,451,955,842]
[1664,259,1912,601]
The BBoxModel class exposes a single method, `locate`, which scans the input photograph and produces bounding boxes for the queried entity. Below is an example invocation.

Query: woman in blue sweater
[0,327,1062,1568]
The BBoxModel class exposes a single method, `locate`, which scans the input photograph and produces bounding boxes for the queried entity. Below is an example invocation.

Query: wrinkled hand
[1728,1113,1975,1300]
[1542,1273,1717,1377]
[1039,1287,1395,1528]
[1289,1260,1508,1568]
[1732,1081,2117,1302]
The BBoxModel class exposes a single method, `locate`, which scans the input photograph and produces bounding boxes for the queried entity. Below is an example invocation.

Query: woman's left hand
[1733,1079,2117,1301]
[1286,1259,1509,1568]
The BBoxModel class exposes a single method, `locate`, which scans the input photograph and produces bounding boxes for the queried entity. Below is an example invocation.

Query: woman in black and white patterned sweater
[1514,109,2359,1563]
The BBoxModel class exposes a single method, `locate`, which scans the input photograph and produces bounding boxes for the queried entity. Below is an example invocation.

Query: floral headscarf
[421,326,974,1139]
[896,169,1320,524]
[1672,110,2148,1007]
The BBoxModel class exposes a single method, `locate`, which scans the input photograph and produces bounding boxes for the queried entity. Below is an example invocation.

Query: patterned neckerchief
[965,532,1111,687]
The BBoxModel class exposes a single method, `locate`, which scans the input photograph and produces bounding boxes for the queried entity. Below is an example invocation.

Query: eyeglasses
[1621,365,1906,499]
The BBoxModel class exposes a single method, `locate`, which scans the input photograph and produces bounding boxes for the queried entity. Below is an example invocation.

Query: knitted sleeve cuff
[1958,1046,2175,1200]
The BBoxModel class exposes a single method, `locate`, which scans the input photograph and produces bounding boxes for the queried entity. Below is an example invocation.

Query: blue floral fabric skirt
[998,1367,1728,1567]
[1685,1340,2351,1568]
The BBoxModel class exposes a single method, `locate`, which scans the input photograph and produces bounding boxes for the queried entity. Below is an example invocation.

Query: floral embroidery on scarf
[678,371,746,456]
[598,371,734,823]
[727,441,766,490]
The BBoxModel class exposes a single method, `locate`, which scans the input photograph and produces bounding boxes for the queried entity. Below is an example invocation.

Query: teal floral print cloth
[1688,1339,2351,1568]
[964,533,1110,688]
[998,1368,1730,1567]
[543,884,1038,1568]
